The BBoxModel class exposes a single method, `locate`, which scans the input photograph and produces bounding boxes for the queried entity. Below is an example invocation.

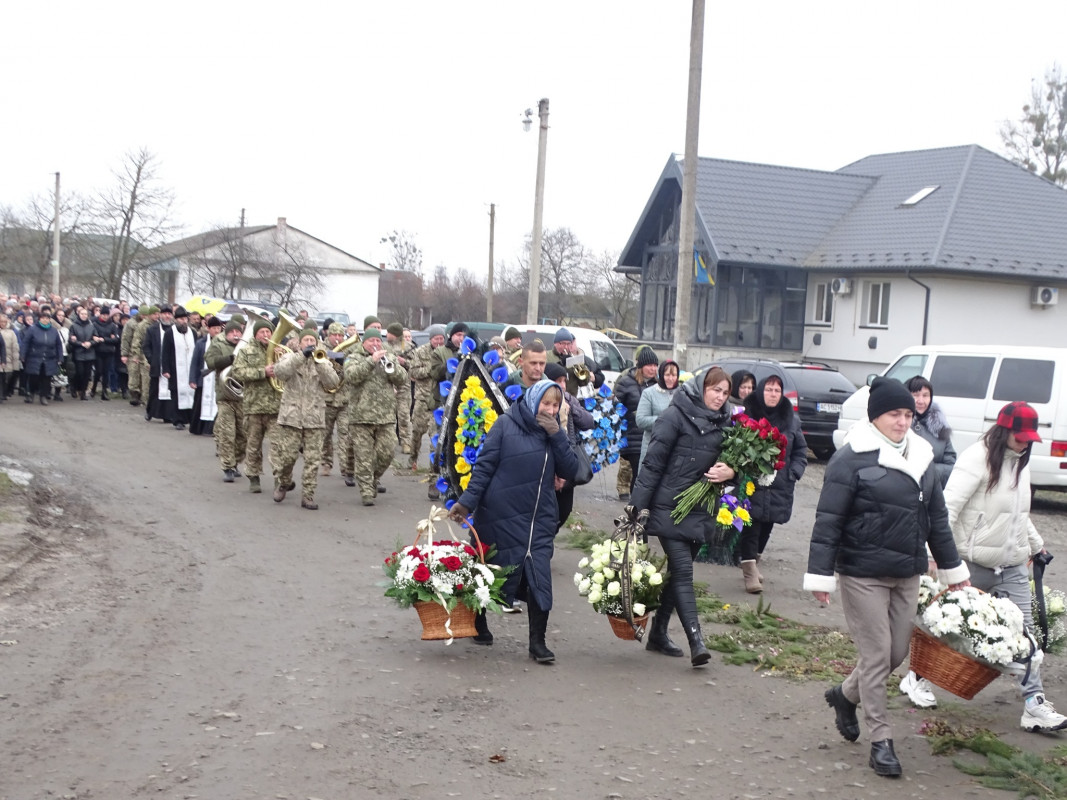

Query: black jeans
[73,360,94,395]
[739,520,775,561]
[28,365,51,398]
[658,537,702,633]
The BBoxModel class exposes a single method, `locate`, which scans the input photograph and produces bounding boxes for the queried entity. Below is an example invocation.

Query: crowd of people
[5,290,1061,780]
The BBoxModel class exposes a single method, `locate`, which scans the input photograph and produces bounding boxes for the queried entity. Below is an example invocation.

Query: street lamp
[523,98,549,325]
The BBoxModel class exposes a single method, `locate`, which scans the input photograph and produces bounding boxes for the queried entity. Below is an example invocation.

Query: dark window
[712,265,805,349]
[993,358,1055,404]
[930,356,995,399]
[785,367,856,394]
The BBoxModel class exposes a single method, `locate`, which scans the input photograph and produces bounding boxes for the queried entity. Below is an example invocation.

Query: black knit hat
[868,377,915,421]
[636,346,659,368]
[504,326,521,341]
[544,362,567,382]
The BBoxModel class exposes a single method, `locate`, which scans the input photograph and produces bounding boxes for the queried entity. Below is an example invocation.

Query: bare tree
[270,232,326,310]
[1000,64,1067,186]
[0,192,90,297]
[538,227,587,324]
[88,148,178,297]
[589,249,639,332]
[380,229,423,274]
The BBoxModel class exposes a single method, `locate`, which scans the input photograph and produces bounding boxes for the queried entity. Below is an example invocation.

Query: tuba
[221,322,256,398]
[267,311,300,392]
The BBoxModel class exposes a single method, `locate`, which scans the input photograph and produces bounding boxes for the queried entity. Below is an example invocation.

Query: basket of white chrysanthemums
[912,576,1036,699]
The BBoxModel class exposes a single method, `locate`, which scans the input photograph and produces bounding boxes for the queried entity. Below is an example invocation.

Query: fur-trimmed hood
[844,420,934,486]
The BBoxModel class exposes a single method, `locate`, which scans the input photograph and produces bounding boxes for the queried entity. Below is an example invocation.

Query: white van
[517,325,630,391]
[834,345,1067,490]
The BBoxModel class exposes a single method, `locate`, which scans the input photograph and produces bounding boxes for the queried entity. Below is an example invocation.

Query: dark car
[694,357,857,460]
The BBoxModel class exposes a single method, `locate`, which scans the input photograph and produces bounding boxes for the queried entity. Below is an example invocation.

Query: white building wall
[805,273,1064,384]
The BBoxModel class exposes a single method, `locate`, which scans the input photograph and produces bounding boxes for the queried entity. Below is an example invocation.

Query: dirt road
[2,400,1066,799]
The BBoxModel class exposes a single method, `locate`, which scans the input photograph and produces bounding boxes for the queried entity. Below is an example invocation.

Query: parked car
[694,357,857,460]
[835,344,1067,490]
[316,311,352,327]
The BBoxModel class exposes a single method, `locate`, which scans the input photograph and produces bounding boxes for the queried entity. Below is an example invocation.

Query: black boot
[472,611,493,646]
[53,387,63,402]
[672,578,710,666]
[825,685,860,742]
[101,389,110,401]
[869,739,902,778]
[645,597,683,657]
[527,601,555,663]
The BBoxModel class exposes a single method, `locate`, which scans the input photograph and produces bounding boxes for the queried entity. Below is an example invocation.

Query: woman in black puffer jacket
[905,375,956,487]
[630,366,736,667]
[738,372,807,593]
[805,377,970,779]
[67,306,97,401]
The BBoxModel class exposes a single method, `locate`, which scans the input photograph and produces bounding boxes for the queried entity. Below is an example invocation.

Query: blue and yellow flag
[694,249,713,285]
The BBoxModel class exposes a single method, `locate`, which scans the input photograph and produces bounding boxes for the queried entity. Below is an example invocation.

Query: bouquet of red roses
[670,414,787,537]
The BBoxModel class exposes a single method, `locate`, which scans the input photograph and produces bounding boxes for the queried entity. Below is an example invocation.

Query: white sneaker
[1021,695,1067,732]
[900,671,938,708]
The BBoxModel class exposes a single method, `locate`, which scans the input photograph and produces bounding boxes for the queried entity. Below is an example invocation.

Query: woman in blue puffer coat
[452,378,579,663]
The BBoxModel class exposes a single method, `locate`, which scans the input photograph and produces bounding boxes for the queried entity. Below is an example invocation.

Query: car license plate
[817,403,841,413]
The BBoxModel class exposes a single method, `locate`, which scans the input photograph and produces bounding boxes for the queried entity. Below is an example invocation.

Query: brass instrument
[221,322,255,398]
[380,351,396,374]
[267,312,300,392]
[321,333,361,393]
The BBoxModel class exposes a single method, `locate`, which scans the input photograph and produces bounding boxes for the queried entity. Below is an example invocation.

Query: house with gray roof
[618,145,1067,381]
[129,217,380,323]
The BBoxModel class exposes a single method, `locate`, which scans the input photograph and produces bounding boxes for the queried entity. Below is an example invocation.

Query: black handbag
[571,442,593,486]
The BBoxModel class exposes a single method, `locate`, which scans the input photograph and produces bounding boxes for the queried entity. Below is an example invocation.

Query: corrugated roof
[620,145,1067,281]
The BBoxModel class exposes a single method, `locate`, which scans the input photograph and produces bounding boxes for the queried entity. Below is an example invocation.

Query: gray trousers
[965,561,1042,698]
[838,574,920,742]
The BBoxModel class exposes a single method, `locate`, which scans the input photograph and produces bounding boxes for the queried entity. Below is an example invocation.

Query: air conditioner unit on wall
[830,277,853,296]
[1032,286,1059,307]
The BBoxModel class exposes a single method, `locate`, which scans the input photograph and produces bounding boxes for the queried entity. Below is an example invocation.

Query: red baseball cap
[996,401,1042,443]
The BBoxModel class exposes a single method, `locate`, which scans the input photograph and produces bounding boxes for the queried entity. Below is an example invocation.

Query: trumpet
[380,351,396,374]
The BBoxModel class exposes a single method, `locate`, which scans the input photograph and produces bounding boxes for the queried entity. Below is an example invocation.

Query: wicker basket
[909,626,1000,700]
[414,601,478,640]
[608,613,649,641]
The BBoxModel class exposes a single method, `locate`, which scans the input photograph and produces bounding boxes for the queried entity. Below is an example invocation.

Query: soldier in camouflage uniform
[129,305,158,405]
[205,320,248,482]
[320,322,352,479]
[270,326,340,509]
[344,328,408,506]
[120,310,141,401]
[385,321,415,455]
[231,318,281,494]
[407,324,447,480]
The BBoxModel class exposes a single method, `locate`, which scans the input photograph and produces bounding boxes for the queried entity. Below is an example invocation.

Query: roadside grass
[559,512,610,553]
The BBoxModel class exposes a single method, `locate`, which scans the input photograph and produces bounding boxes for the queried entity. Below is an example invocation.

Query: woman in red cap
[944,401,1066,732]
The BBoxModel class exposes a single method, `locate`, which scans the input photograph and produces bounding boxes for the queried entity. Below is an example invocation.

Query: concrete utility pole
[526,98,549,325]
[52,172,61,295]
[672,0,705,371]
[487,203,495,322]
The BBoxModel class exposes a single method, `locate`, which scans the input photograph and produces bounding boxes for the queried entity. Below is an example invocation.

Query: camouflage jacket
[324,355,349,409]
[204,333,241,403]
[120,317,140,358]
[344,349,408,425]
[272,349,339,428]
[130,319,148,359]
[232,339,281,415]
[408,341,442,406]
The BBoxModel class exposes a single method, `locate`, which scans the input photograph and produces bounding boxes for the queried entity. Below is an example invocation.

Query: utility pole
[487,203,495,322]
[526,98,549,325]
[52,172,61,295]
[672,1,704,371]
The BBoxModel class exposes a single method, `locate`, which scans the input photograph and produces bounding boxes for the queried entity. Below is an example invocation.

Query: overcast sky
[2,1,1062,280]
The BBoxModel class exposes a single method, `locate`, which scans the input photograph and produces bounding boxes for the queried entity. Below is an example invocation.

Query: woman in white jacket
[942,401,1066,732]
